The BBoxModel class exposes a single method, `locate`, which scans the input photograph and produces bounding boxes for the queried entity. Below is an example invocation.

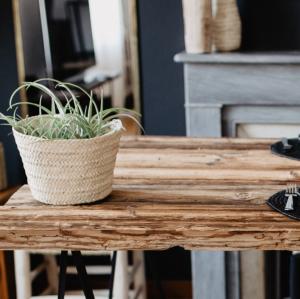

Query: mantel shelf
[174,51,300,64]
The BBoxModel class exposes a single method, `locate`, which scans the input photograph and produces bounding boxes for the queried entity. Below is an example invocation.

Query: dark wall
[238,0,300,51]
[0,1,25,186]
[138,0,185,136]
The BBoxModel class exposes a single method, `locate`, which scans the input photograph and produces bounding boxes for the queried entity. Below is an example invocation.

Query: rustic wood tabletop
[1,136,299,251]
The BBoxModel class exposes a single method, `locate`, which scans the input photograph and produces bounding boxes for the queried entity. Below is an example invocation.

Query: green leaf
[1,79,142,139]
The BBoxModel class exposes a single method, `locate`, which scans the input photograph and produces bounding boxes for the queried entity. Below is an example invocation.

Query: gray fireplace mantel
[175,51,300,138]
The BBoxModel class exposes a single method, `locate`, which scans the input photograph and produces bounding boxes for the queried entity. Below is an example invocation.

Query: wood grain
[1,136,300,251]
[0,186,20,205]
[0,251,8,299]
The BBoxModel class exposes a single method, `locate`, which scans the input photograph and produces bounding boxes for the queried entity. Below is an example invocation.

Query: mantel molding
[175,51,300,65]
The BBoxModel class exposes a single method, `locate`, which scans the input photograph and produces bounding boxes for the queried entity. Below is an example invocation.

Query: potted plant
[0,79,140,205]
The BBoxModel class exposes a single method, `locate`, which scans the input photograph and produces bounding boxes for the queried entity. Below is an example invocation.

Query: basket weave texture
[13,120,122,205]
[213,0,241,52]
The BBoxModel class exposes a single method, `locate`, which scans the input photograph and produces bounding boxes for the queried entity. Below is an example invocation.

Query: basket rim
[12,117,123,143]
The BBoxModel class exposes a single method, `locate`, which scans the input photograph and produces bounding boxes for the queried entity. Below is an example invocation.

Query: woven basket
[212,0,241,52]
[13,119,123,205]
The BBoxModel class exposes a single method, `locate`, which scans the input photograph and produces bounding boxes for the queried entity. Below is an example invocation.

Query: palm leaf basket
[1,79,140,205]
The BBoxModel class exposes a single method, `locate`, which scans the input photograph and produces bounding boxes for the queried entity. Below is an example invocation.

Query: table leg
[71,251,95,299]
[108,251,117,299]
[58,251,68,299]
[58,251,117,299]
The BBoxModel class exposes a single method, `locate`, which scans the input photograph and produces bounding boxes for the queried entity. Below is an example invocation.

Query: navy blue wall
[138,0,186,136]
[0,1,25,186]
[238,0,300,51]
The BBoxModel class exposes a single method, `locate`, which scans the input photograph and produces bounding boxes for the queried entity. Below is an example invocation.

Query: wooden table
[1,136,299,251]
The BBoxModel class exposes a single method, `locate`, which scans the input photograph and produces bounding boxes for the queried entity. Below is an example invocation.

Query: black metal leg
[58,251,68,299]
[108,251,117,299]
[71,251,95,299]
[146,252,165,299]
[58,250,117,299]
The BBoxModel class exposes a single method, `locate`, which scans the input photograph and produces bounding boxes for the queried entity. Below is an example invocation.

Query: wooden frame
[0,252,9,299]
[12,0,28,117]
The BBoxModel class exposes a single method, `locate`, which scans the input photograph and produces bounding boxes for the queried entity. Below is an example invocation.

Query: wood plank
[115,168,300,185]
[120,136,274,149]
[116,148,300,170]
[0,185,299,251]
[110,185,281,205]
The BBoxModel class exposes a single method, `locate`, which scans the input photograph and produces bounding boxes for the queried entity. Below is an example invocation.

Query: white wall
[88,0,126,107]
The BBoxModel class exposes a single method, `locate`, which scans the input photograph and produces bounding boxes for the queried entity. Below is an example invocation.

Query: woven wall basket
[13,119,123,205]
[212,0,241,52]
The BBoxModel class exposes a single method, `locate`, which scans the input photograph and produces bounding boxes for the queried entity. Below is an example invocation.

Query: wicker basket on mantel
[212,0,241,52]
[13,119,123,205]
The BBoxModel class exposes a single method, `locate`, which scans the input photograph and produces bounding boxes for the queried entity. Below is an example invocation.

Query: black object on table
[271,137,300,161]
[267,190,300,221]
[268,137,300,220]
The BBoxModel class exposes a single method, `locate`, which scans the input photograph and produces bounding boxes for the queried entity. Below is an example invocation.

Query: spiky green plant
[0,79,141,139]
